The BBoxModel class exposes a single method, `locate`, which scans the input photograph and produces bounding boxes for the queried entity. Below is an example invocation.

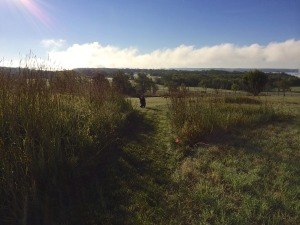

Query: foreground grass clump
[169,94,282,145]
[0,70,134,224]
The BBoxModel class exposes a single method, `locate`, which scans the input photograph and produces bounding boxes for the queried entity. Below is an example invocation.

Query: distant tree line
[3,66,299,96]
[157,70,300,91]
[72,68,300,96]
[87,71,158,96]
[111,71,158,96]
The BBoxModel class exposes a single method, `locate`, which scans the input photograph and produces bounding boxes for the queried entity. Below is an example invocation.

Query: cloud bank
[46,39,300,69]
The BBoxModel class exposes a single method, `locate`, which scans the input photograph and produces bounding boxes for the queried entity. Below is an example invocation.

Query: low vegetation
[168,93,283,146]
[165,93,300,224]
[0,65,299,224]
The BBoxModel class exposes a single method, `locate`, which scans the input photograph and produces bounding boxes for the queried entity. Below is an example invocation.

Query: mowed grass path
[100,96,300,225]
[94,97,175,224]
[120,97,177,224]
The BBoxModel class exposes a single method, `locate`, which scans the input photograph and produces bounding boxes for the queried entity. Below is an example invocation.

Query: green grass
[1,67,299,224]
[291,86,300,92]
[109,95,300,224]
[170,96,300,224]
[168,95,283,146]
[0,71,135,224]
[168,121,300,224]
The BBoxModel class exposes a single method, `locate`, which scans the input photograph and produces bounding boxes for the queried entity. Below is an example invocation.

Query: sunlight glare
[8,0,53,28]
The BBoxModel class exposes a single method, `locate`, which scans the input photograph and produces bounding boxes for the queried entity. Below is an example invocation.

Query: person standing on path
[139,95,146,108]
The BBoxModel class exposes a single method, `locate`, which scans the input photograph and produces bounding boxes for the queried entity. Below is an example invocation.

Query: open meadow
[0,69,299,224]
[2,0,300,223]
[108,94,300,224]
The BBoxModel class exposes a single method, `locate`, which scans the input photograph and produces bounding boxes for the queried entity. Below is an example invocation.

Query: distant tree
[135,73,157,95]
[199,80,207,92]
[178,83,189,96]
[50,70,85,94]
[274,78,291,96]
[89,73,111,103]
[112,71,135,95]
[242,70,268,96]
[165,81,179,94]
[92,73,110,89]
[151,82,159,94]
[155,77,163,85]
[231,83,239,94]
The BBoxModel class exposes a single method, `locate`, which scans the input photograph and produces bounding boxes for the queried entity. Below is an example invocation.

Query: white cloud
[41,39,66,49]
[45,39,300,69]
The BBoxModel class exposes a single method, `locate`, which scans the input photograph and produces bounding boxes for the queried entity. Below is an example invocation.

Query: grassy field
[92,95,299,224]
[1,70,299,224]
[165,95,300,224]
[291,86,300,92]
[151,84,300,97]
[0,71,136,224]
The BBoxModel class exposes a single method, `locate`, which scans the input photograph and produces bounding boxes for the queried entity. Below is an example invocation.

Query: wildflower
[175,138,179,143]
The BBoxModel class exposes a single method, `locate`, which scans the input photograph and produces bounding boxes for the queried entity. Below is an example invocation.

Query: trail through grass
[1,90,299,224]
[87,97,176,224]
[103,96,300,225]
[121,99,173,223]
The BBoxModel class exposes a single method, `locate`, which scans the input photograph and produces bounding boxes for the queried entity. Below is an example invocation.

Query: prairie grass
[0,64,299,225]
[165,93,300,224]
[0,67,134,224]
[110,96,299,224]
[168,93,284,146]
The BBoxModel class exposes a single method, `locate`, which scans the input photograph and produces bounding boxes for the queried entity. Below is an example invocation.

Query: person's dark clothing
[139,96,146,108]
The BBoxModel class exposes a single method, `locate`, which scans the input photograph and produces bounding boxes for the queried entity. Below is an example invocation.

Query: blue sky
[0,0,299,69]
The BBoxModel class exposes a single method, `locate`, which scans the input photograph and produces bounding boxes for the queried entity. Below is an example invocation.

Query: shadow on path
[87,108,172,224]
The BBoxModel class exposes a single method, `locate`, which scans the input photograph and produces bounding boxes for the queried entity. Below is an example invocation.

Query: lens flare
[20,0,51,25]
[7,0,53,28]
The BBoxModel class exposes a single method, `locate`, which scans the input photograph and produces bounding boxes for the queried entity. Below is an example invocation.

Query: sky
[0,0,299,69]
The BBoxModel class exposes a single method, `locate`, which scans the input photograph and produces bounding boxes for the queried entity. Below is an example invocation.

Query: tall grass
[169,92,280,145]
[166,92,299,224]
[0,66,134,224]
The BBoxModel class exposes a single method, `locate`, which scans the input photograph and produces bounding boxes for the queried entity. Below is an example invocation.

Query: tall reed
[0,66,133,224]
